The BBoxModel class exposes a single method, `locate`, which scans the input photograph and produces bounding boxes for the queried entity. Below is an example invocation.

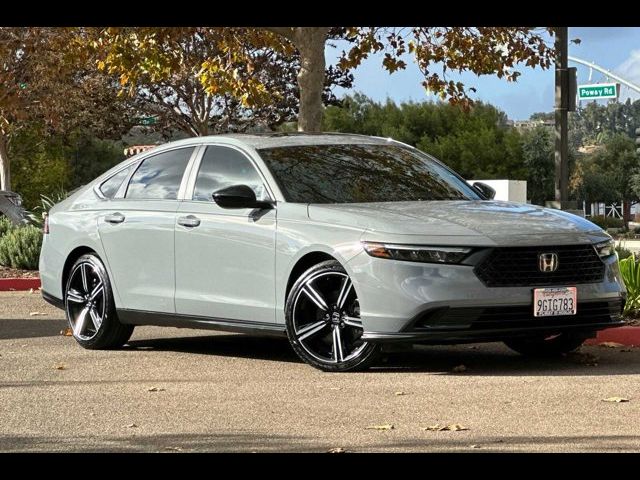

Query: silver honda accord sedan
[39,133,627,371]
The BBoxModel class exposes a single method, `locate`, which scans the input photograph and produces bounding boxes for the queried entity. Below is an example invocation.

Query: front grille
[474,244,605,287]
[414,300,623,332]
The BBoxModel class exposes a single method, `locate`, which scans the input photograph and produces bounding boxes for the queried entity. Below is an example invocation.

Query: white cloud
[615,49,640,102]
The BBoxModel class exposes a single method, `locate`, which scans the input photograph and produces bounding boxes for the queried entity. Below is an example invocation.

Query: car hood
[307,200,607,245]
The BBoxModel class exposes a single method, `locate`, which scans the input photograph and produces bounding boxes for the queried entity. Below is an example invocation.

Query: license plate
[533,287,577,317]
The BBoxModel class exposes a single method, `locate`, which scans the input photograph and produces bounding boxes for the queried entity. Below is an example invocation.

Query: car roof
[143,132,399,152]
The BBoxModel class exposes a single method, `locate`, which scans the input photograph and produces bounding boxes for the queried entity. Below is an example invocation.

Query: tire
[64,253,134,349]
[504,333,587,357]
[285,260,380,372]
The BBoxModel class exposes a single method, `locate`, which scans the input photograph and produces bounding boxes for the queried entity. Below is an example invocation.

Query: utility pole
[554,26,569,206]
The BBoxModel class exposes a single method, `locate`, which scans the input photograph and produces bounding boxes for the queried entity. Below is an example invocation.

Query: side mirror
[472,182,496,200]
[212,185,274,210]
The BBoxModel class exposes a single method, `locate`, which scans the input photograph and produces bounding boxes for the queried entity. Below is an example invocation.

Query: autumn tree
[88,27,555,133]
[0,27,132,191]
[82,28,352,137]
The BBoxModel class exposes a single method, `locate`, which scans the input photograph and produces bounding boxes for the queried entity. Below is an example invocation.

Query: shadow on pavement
[374,344,640,377]
[0,319,67,340]
[0,432,325,453]
[124,332,640,377]
[126,334,301,364]
[2,432,639,452]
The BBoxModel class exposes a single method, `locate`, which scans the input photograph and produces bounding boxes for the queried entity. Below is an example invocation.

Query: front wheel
[504,333,587,357]
[64,253,134,349]
[285,260,380,372]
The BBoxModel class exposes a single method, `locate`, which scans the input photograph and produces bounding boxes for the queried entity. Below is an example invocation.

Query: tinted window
[99,165,133,199]
[258,144,480,204]
[193,146,268,202]
[126,148,194,200]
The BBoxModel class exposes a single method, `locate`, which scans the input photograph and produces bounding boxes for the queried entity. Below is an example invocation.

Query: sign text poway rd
[578,83,618,100]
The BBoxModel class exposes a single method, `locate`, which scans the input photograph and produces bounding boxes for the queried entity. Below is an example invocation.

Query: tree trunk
[292,28,329,132]
[0,134,9,191]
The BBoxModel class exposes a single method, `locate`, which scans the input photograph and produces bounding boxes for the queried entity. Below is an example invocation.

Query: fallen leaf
[29,312,46,316]
[60,328,73,336]
[53,363,66,370]
[470,444,481,449]
[602,397,630,403]
[126,423,138,428]
[394,391,406,396]
[452,364,467,373]
[327,447,346,453]
[165,446,183,452]
[599,342,624,348]
[147,387,165,392]
[366,424,394,431]
[422,424,469,432]
[29,288,34,294]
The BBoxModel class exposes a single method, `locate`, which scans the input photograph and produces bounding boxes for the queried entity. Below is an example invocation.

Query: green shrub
[0,225,43,270]
[616,244,634,260]
[0,216,13,238]
[620,254,640,315]
[588,215,624,230]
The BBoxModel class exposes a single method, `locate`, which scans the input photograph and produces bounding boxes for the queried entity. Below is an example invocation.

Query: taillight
[43,214,49,234]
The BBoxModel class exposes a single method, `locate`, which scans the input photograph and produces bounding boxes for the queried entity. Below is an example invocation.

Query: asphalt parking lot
[1,290,639,452]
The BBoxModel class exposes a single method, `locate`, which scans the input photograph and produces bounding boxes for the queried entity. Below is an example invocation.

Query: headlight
[594,239,615,258]
[361,242,472,264]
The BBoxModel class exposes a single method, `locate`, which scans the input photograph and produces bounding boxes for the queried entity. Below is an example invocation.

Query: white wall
[468,180,527,203]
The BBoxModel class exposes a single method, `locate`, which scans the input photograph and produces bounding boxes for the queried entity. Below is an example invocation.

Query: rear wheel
[504,333,587,357]
[64,253,133,349]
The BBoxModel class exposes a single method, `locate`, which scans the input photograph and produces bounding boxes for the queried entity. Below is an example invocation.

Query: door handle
[104,213,125,224]
[177,215,201,228]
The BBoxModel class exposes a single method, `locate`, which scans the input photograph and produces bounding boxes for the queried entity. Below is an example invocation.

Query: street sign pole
[554,27,569,205]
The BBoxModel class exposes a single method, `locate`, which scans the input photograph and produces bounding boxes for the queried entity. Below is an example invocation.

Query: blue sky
[325,27,640,121]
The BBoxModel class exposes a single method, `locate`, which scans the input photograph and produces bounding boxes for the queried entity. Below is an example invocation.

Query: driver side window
[193,146,268,202]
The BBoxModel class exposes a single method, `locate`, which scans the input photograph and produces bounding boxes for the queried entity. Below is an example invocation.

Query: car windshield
[257,143,481,204]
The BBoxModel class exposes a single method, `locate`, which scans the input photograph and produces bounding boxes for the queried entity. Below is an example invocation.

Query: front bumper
[347,251,626,343]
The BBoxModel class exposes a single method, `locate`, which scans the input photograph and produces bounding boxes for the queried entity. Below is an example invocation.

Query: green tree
[572,133,639,224]
[521,126,554,205]
[324,94,525,180]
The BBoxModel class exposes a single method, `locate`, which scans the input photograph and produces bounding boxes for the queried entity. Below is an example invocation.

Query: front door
[97,147,195,313]
[174,145,276,323]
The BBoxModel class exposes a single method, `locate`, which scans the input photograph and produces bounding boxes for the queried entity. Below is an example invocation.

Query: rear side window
[126,147,194,200]
[99,165,134,199]
[192,146,268,202]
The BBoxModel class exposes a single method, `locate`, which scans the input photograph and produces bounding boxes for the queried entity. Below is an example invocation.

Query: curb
[585,326,640,347]
[0,277,41,292]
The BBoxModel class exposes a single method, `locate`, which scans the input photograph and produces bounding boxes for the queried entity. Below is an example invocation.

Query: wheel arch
[61,246,99,295]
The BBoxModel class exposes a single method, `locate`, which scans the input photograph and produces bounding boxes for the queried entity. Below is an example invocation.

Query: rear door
[97,146,196,313]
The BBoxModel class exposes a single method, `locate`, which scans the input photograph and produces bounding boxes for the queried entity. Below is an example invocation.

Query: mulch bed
[0,266,39,279]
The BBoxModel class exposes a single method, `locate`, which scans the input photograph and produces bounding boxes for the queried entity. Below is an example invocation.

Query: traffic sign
[578,83,618,100]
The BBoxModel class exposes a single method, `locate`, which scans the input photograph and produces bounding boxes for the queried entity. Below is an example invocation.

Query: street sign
[136,116,158,126]
[578,83,618,100]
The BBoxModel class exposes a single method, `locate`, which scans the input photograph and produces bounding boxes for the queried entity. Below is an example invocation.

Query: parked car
[39,133,627,371]
[0,190,30,225]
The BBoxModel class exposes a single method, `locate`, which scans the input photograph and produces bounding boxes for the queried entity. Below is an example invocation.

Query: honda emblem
[538,253,559,273]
